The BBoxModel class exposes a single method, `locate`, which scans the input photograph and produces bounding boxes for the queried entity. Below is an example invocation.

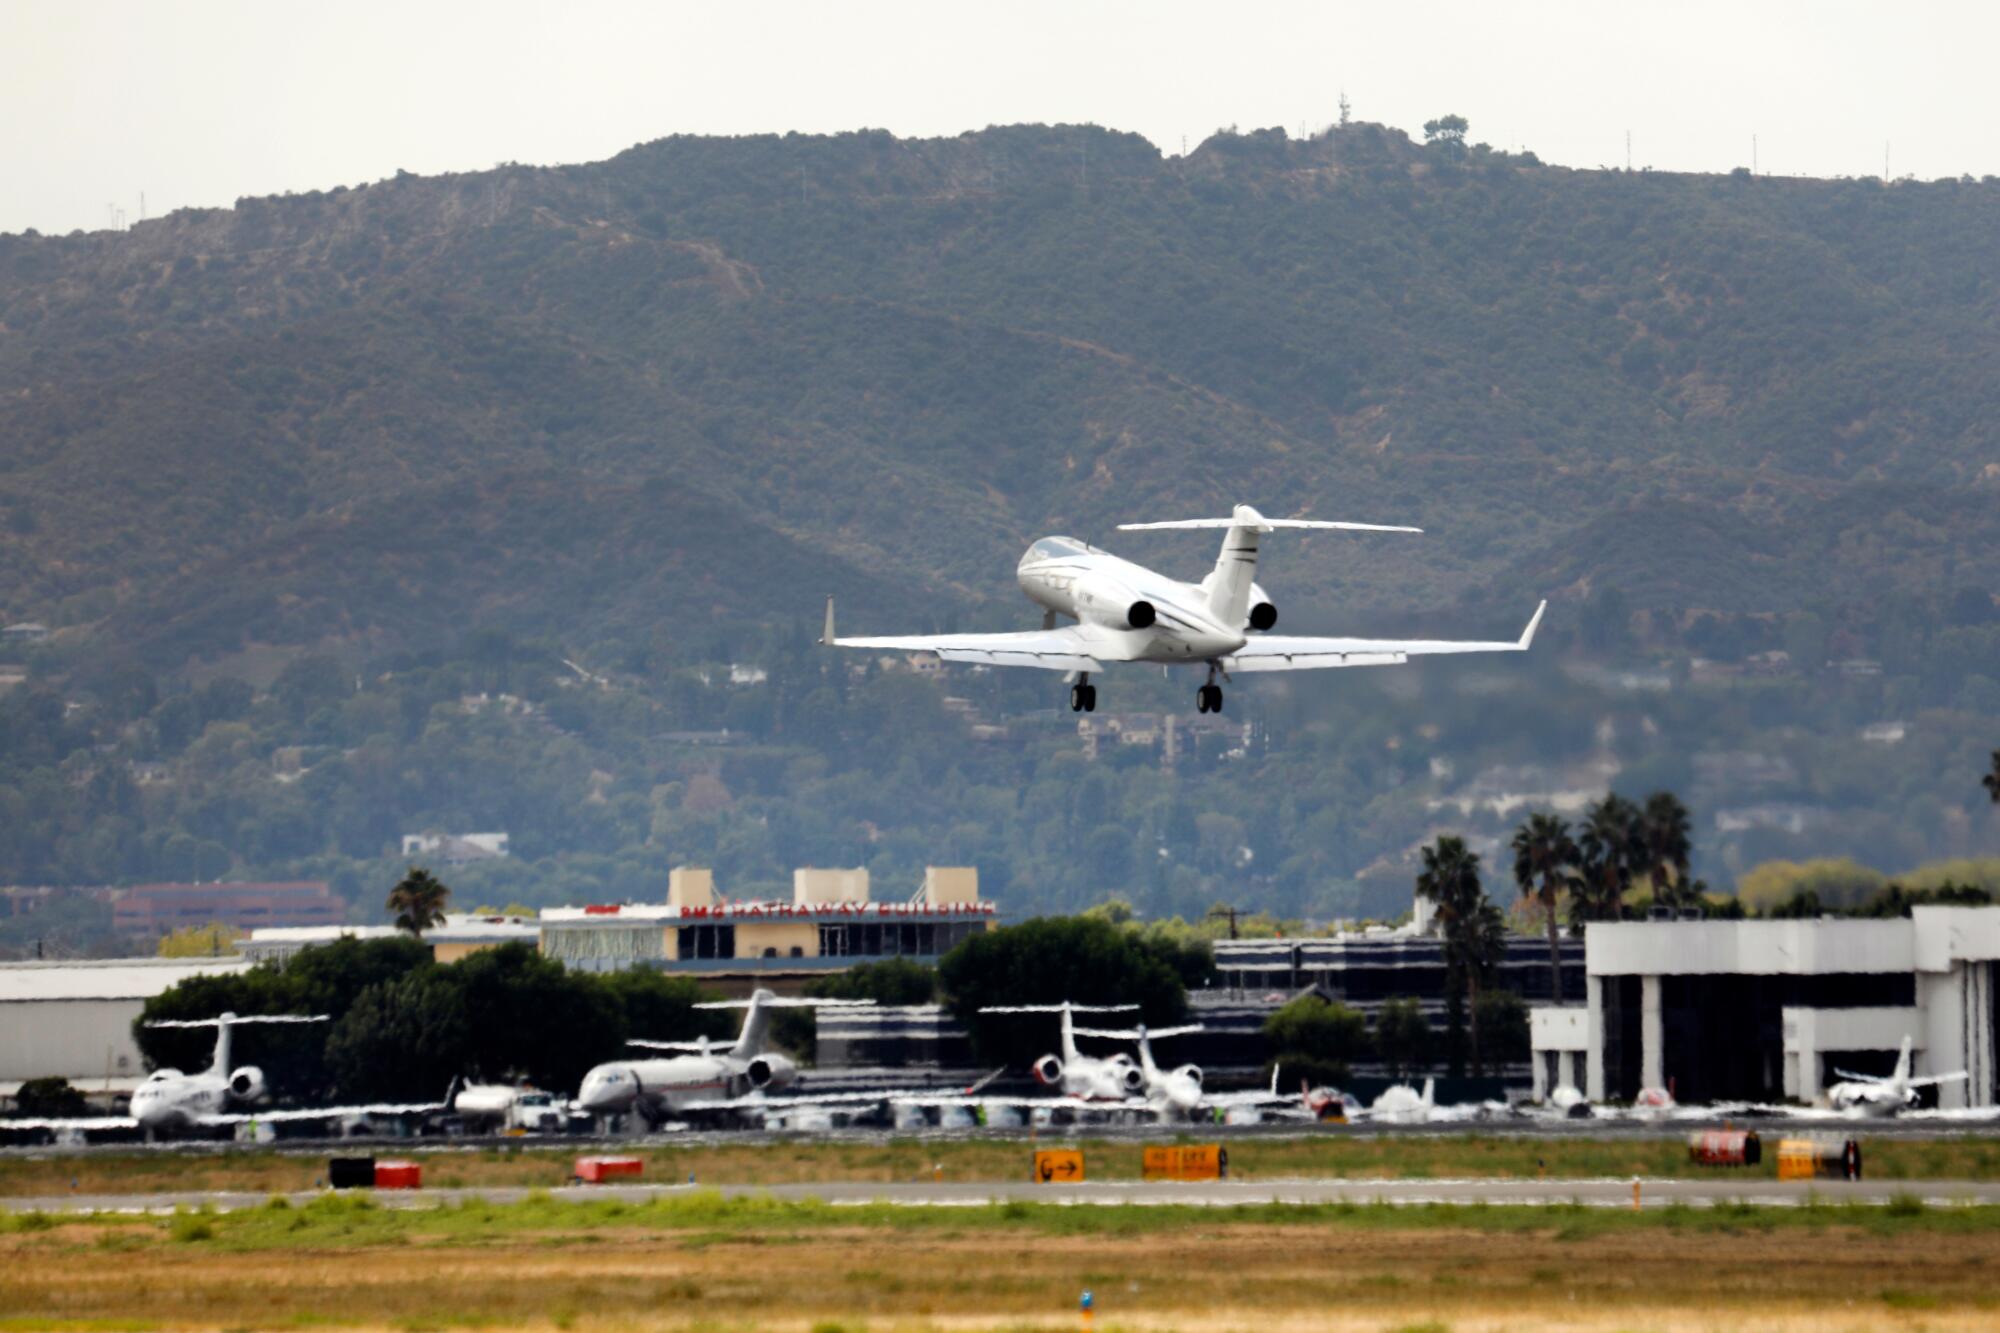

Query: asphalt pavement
[8,1175,2000,1215]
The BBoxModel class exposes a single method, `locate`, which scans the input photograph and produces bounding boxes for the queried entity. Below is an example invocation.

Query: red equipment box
[373,1160,422,1189]
[574,1155,645,1183]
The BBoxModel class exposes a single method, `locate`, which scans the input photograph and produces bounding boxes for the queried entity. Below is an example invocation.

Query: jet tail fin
[1117,504,1420,628]
[1893,1034,1913,1085]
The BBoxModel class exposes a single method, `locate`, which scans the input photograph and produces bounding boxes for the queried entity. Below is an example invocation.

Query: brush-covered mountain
[4,121,1997,662]
[3,121,1998,938]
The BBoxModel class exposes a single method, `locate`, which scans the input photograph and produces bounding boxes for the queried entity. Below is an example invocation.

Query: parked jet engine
[227,1066,267,1102]
[1032,1054,1065,1086]
[744,1053,797,1091]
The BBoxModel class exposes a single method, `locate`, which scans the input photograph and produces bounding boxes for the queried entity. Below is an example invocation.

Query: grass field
[4,1193,1999,1330]
[10,1132,2000,1198]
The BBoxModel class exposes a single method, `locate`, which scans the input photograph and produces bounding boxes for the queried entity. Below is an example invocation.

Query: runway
[8,1175,2000,1215]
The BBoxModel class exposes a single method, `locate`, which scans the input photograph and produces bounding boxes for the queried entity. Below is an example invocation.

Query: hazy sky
[5,1,1996,236]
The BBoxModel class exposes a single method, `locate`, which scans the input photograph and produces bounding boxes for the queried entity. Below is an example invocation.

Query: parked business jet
[822,503,1545,713]
[1826,1035,1966,1115]
[0,1012,447,1138]
[574,989,876,1127]
[979,1001,1147,1101]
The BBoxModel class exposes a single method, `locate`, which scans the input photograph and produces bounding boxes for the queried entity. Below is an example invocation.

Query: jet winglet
[821,595,835,646]
[1518,600,1548,650]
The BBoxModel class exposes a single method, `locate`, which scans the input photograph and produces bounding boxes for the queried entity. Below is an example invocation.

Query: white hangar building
[0,956,253,1104]
[1531,906,2000,1108]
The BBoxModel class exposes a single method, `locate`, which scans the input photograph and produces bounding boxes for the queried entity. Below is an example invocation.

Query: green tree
[1262,994,1367,1088]
[1574,794,1642,927]
[598,970,732,1045]
[1373,997,1432,1080]
[1984,750,2000,805]
[1510,812,1580,1004]
[325,968,471,1102]
[1638,791,1694,907]
[16,1076,87,1118]
[1474,991,1530,1065]
[387,866,450,937]
[1421,114,1470,156]
[451,943,623,1092]
[939,917,1187,1070]
[1416,835,1507,1076]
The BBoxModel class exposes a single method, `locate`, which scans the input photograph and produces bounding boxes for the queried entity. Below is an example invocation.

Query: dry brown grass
[3,1216,1997,1331]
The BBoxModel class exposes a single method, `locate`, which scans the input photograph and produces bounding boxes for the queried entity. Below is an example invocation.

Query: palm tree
[1984,751,2000,806]
[1575,794,1641,928]
[1511,812,1581,1005]
[387,867,450,937]
[1638,791,1694,909]
[1416,836,1506,1075]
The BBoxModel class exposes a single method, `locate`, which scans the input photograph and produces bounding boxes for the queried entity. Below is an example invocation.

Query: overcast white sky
[4,1,1996,236]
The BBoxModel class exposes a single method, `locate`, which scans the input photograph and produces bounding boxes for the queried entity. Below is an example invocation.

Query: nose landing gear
[1068,674,1097,713]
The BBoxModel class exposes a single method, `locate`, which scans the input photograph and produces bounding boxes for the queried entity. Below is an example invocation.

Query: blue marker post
[1080,1288,1093,1331]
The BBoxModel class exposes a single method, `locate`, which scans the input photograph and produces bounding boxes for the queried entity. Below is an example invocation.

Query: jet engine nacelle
[744,1053,797,1092]
[228,1066,268,1102]
[1031,1054,1065,1086]
[1174,1064,1204,1088]
[1246,581,1277,631]
[1117,1060,1145,1094]
[1071,573,1156,632]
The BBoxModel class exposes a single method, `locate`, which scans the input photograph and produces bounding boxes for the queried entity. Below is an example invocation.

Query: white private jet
[1826,1036,1967,1115]
[822,503,1546,713]
[1066,1020,1294,1122]
[979,1001,1147,1101]
[574,988,876,1127]
[0,1012,447,1139]
[1367,1076,1438,1125]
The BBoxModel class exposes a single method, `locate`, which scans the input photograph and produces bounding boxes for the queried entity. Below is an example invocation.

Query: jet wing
[675,1090,898,1113]
[0,1116,139,1132]
[203,1100,454,1125]
[821,597,1104,671]
[1221,602,1546,673]
[890,1093,1147,1112]
[828,629,1103,673]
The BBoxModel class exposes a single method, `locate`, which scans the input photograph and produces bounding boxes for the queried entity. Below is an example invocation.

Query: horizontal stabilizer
[1070,1024,1204,1041]
[1118,503,1420,536]
[978,1003,1139,1014]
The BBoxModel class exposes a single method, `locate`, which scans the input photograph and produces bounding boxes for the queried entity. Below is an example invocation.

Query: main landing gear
[1068,674,1097,713]
[1195,665,1225,714]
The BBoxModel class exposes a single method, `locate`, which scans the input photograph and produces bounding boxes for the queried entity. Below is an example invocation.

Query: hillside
[4,122,1997,661]
[2,122,1998,935]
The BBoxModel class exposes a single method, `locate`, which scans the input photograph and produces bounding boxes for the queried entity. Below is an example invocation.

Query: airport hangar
[1531,906,2000,1109]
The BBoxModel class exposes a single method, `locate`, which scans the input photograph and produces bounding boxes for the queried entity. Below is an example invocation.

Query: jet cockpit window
[1028,537,1088,561]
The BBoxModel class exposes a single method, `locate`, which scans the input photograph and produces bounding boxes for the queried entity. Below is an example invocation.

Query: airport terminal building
[1531,907,2000,1108]
[538,866,995,988]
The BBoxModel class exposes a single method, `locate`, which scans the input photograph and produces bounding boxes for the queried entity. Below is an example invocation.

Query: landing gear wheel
[1080,685,1097,712]
[1196,683,1223,713]
[1069,685,1084,713]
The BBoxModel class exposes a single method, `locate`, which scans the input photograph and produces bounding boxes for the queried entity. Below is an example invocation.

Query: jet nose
[578,1068,632,1113]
